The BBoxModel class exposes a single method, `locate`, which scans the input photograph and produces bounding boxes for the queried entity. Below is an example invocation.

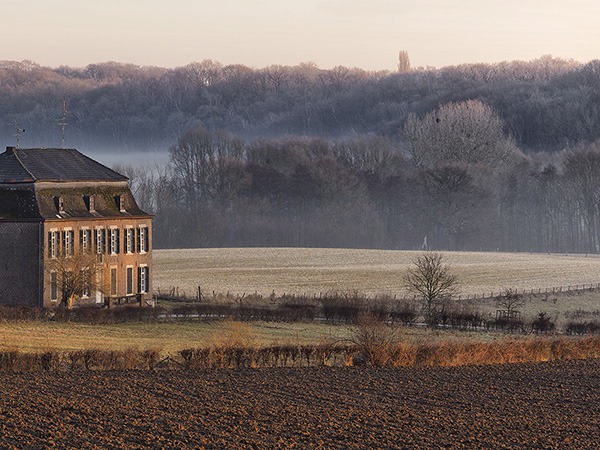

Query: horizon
[2,1,599,71]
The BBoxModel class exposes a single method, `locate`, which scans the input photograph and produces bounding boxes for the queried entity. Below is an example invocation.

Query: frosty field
[154,248,600,298]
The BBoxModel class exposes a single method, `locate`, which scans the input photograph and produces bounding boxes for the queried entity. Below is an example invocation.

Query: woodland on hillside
[2,56,600,252]
[1,56,599,150]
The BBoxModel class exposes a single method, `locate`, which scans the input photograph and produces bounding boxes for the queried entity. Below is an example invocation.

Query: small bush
[351,313,400,367]
[531,312,556,333]
[565,321,600,335]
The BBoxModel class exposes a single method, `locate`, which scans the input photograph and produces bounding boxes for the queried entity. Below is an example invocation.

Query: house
[0,146,152,307]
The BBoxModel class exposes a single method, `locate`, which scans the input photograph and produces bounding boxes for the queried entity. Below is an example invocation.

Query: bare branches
[404,253,458,324]
[46,252,103,308]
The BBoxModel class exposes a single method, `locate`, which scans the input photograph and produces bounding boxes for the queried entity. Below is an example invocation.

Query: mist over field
[3,57,600,252]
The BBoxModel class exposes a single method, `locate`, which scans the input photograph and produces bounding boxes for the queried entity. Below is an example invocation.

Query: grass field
[154,248,600,298]
[153,248,600,320]
[1,248,599,353]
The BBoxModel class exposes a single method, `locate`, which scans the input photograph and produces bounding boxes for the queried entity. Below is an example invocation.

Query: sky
[2,0,599,70]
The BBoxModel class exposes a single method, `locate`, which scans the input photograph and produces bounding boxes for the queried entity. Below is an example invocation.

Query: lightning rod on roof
[57,100,68,148]
[13,121,25,148]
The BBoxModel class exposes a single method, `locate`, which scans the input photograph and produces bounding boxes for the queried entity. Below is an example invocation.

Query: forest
[2,56,600,252]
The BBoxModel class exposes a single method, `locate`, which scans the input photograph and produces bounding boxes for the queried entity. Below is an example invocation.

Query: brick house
[0,146,152,307]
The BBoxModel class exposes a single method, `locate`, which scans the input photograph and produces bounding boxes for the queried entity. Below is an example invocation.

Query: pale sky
[2,0,599,70]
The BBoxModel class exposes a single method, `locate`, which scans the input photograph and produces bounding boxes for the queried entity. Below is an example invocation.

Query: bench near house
[0,146,152,307]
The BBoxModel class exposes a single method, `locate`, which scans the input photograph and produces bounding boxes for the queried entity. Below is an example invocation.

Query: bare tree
[496,289,524,317]
[404,100,521,174]
[404,253,458,325]
[46,252,103,308]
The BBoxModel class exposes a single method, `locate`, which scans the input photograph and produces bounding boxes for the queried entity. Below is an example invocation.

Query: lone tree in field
[404,252,458,325]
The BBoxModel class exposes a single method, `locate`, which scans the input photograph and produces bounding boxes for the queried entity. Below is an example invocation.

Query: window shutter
[117,229,121,254]
[137,267,142,293]
[145,267,150,293]
[57,231,62,257]
[144,228,149,252]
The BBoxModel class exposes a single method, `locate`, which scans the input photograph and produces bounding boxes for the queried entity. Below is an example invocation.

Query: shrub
[531,312,556,333]
[350,313,400,367]
[565,321,600,335]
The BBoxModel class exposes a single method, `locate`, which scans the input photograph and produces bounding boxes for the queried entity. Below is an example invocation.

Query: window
[109,228,120,254]
[95,228,106,255]
[138,266,149,294]
[110,267,117,296]
[50,271,58,301]
[55,196,65,213]
[47,230,59,258]
[126,267,133,295]
[80,228,91,254]
[125,227,134,254]
[81,269,91,298]
[62,229,74,257]
[138,226,148,253]
[84,195,96,213]
[95,269,103,304]
[116,195,126,212]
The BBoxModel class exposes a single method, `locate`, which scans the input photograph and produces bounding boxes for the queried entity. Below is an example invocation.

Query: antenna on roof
[57,100,68,148]
[13,121,25,148]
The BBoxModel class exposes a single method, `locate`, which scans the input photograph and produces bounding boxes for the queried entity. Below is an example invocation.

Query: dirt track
[0,360,598,449]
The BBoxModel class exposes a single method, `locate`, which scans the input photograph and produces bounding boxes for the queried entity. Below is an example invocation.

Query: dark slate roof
[0,187,41,219]
[0,147,128,183]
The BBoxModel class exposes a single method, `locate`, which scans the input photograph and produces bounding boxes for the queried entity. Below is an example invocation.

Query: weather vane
[13,121,25,148]
[58,100,68,148]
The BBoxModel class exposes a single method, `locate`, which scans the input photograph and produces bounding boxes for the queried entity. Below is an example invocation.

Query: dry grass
[0,319,507,354]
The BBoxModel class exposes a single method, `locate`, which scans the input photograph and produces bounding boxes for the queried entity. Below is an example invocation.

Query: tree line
[120,111,600,253]
[3,56,600,252]
[1,56,599,152]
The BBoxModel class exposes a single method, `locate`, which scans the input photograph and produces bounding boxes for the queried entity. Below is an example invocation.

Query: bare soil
[0,360,598,449]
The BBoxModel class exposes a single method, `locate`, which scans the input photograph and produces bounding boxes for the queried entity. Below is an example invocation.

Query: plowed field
[1,360,599,449]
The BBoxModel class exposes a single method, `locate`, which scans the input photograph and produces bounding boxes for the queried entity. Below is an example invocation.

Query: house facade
[0,146,152,307]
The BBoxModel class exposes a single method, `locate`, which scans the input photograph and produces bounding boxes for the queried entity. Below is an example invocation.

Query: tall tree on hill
[398,50,411,73]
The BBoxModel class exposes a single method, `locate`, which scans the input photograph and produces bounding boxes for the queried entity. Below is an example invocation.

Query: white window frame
[49,229,58,259]
[80,227,90,254]
[95,227,105,255]
[109,227,119,255]
[64,228,74,257]
[139,264,148,294]
[138,226,147,254]
[125,227,134,254]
